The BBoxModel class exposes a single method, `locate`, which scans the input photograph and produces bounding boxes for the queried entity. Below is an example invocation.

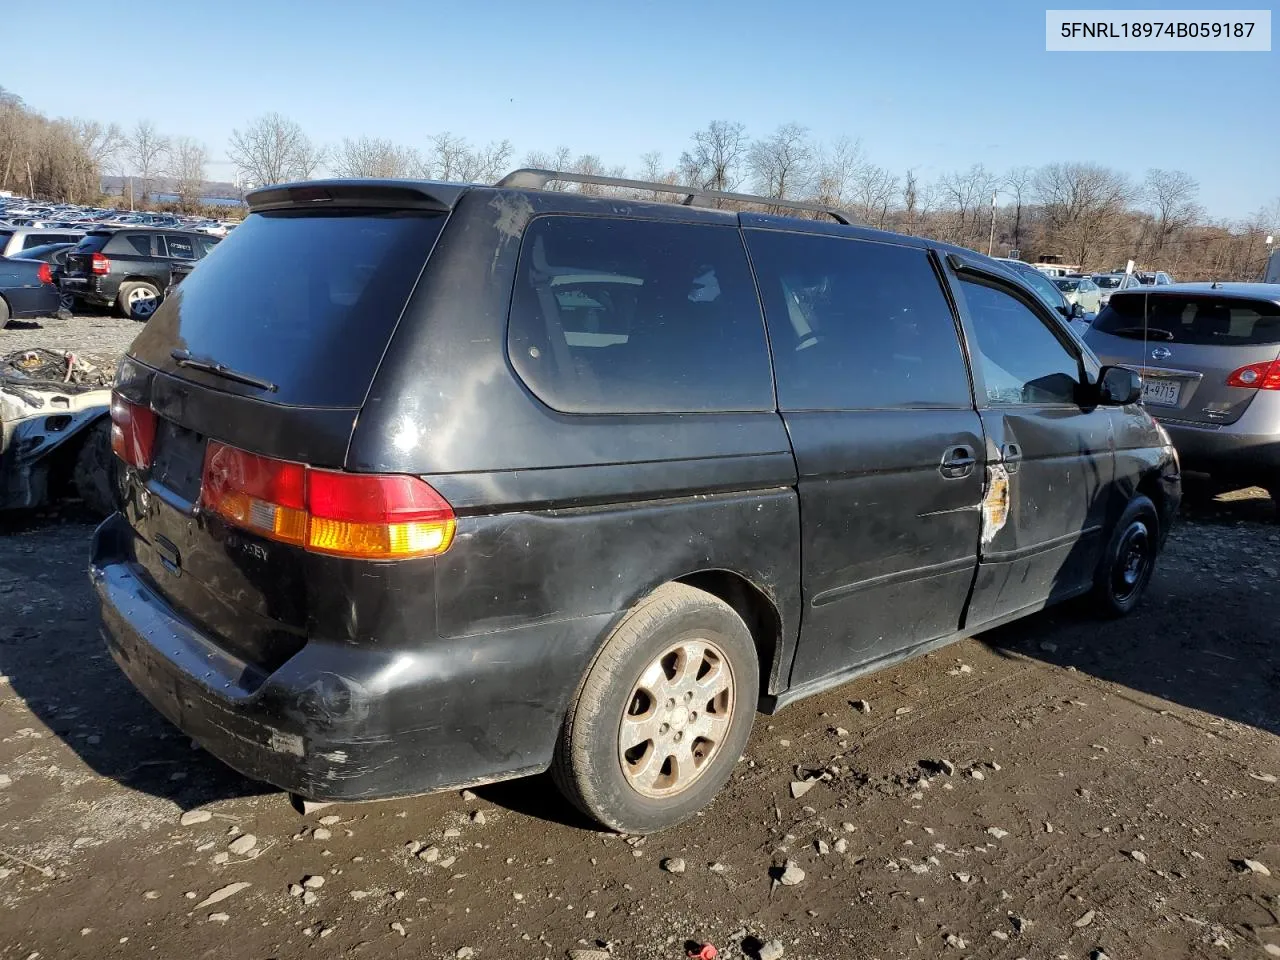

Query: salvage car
[0,255,61,326]
[1,348,115,515]
[1085,283,1280,501]
[60,228,219,319]
[93,171,1181,834]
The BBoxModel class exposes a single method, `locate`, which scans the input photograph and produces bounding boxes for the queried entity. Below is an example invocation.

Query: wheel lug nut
[667,698,676,709]
[685,691,694,702]
[659,723,669,735]
[674,731,683,742]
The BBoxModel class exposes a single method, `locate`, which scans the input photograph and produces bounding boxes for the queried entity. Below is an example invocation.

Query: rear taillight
[1225,358,1280,390]
[109,392,157,469]
[36,262,53,285]
[200,441,455,560]
[90,252,110,275]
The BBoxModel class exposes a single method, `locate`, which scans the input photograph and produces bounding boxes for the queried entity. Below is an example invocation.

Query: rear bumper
[1160,417,1280,484]
[90,513,612,801]
[60,276,117,306]
[5,285,60,319]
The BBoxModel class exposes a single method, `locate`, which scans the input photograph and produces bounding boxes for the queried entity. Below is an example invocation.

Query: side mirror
[1097,365,1142,405]
[1071,302,1086,319]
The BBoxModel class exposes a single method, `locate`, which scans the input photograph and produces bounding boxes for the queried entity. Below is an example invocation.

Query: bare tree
[330,136,418,178]
[228,113,325,188]
[636,151,678,200]
[1003,165,1035,253]
[126,120,169,203]
[71,120,123,173]
[678,120,748,192]
[748,123,815,201]
[811,137,864,208]
[899,169,920,234]
[1141,168,1202,259]
[171,137,209,206]
[523,146,573,189]
[849,163,899,228]
[424,133,513,183]
[1035,162,1132,268]
[937,164,999,246]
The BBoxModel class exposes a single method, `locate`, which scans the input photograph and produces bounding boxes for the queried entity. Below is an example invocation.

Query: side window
[746,231,971,410]
[508,216,773,415]
[21,235,47,250]
[166,236,196,260]
[197,236,219,257]
[124,234,154,256]
[960,279,1082,406]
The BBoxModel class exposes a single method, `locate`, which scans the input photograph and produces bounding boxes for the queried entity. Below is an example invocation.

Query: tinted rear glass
[1093,293,1280,345]
[1094,275,1124,288]
[118,234,154,256]
[0,230,13,248]
[75,234,110,253]
[128,209,443,407]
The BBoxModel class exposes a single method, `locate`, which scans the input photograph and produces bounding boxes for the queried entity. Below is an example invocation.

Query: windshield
[1092,293,1280,345]
[127,208,445,407]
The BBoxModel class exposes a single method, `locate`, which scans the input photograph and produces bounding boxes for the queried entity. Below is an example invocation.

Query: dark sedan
[0,256,61,326]
[11,242,78,311]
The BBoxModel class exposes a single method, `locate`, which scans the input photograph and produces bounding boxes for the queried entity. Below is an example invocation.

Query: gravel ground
[1,311,140,372]
[1,315,1278,960]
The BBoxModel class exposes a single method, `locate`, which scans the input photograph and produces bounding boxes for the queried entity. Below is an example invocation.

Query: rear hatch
[115,187,452,673]
[1085,289,1280,425]
[62,232,111,284]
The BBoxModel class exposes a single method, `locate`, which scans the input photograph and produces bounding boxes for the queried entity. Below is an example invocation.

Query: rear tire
[552,583,759,834]
[72,420,117,517]
[1089,495,1159,618]
[118,281,161,321]
[0,295,10,327]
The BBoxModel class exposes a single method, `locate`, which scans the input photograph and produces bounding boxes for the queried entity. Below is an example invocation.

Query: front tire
[1090,495,1159,617]
[552,583,759,834]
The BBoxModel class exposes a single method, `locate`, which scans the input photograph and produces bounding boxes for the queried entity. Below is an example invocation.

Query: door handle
[1001,442,1022,475]
[939,445,976,479]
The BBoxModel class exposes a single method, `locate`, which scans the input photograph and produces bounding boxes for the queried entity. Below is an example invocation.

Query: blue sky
[4,0,1275,218]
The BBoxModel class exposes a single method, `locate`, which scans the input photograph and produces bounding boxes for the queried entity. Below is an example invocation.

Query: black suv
[92,172,1181,833]
[61,228,218,318]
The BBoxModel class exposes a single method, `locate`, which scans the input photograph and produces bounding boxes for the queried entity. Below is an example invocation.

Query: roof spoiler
[245,180,465,213]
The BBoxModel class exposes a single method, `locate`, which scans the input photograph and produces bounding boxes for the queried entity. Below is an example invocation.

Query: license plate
[1142,378,1180,406]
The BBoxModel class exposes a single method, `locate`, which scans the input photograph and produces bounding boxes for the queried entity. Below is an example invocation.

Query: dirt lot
[2,317,1279,960]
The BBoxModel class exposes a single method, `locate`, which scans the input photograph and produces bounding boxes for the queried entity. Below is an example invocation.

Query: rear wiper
[1109,326,1174,341]
[170,348,278,392]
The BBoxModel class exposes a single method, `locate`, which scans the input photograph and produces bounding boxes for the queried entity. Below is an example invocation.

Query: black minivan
[93,173,1181,833]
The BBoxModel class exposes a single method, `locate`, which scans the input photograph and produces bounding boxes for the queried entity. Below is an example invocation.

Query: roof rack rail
[494,168,854,226]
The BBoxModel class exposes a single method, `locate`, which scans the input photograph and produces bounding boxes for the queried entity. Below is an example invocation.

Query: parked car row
[1,194,238,238]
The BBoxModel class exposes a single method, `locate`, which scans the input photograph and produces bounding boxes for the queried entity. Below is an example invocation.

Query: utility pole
[986,190,998,257]
[25,160,34,199]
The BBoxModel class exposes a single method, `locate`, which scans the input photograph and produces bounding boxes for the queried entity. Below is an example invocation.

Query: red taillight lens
[200,441,455,560]
[109,392,157,469]
[36,262,53,285]
[201,442,308,545]
[1225,358,1280,390]
[90,252,110,275]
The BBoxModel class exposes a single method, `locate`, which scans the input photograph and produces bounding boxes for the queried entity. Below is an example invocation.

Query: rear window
[74,233,111,253]
[1094,275,1124,289]
[0,230,14,248]
[507,215,773,414]
[1093,293,1280,345]
[1054,280,1079,292]
[128,209,444,407]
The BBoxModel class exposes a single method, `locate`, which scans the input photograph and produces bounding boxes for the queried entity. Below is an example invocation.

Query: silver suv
[1084,283,1280,498]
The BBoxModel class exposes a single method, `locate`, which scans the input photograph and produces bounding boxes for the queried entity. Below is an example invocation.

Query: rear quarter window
[507,215,774,415]
[111,234,156,256]
[1094,294,1280,345]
